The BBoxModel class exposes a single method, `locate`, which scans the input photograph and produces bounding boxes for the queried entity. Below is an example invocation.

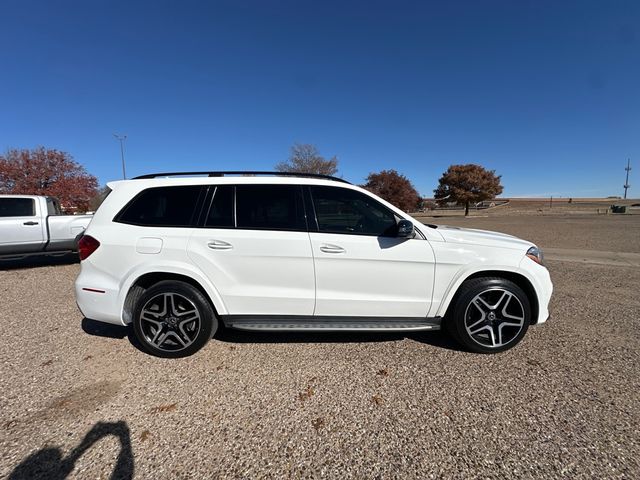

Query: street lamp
[113,134,127,179]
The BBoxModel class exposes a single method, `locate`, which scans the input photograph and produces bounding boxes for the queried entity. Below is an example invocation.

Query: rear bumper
[75,263,125,326]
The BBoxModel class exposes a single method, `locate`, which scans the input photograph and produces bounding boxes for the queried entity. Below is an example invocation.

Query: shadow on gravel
[8,421,134,480]
[0,253,79,271]
[82,317,466,352]
[81,318,147,353]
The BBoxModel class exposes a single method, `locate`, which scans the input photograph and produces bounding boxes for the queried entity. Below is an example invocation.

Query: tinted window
[236,185,306,231]
[116,186,202,227]
[0,198,35,217]
[311,186,397,236]
[205,186,234,228]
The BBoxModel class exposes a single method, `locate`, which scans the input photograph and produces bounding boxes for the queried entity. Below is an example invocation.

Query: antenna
[624,159,631,199]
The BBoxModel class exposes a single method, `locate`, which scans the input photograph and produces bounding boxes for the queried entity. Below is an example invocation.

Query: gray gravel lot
[1,217,639,479]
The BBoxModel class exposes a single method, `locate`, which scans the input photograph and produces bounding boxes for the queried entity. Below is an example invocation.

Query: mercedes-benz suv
[75,171,552,358]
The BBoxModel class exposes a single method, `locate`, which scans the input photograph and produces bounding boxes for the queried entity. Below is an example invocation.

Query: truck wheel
[446,277,531,354]
[132,280,216,358]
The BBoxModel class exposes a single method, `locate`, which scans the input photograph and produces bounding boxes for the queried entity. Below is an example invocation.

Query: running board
[222,315,441,332]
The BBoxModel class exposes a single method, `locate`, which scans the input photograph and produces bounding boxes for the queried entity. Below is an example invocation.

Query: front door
[308,185,435,317]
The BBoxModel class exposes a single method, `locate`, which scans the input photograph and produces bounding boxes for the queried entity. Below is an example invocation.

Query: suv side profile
[75,172,552,358]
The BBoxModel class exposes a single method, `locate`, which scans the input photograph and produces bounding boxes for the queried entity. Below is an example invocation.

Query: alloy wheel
[463,288,526,349]
[139,292,201,352]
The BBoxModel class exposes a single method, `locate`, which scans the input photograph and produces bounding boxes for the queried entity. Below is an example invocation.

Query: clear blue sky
[1,0,638,197]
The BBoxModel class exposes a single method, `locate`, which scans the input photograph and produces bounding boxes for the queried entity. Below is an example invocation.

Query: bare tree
[276,144,338,175]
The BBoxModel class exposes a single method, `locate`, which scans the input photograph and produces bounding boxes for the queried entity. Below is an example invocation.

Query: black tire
[132,280,217,358]
[445,277,531,354]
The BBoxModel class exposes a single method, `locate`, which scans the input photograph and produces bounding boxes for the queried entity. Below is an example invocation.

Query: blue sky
[0,0,638,197]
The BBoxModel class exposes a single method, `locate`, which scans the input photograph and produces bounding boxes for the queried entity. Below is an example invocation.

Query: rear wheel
[446,277,531,354]
[132,280,216,358]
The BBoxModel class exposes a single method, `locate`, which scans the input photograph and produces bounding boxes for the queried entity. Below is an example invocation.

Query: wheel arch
[440,269,539,325]
[121,270,226,324]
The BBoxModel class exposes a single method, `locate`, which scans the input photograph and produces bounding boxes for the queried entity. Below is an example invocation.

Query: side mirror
[397,219,414,238]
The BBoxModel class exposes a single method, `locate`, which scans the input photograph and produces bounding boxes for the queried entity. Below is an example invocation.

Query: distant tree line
[276,143,503,215]
[0,143,504,216]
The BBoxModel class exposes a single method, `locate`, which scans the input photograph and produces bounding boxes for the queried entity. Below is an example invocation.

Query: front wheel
[132,280,217,358]
[446,277,531,354]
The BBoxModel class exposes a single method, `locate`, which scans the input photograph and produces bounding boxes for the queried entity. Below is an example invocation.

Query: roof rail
[132,171,350,184]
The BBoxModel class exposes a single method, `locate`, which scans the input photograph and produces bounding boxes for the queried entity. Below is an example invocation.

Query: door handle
[320,244,345,254]
[23,221,39,226]
[207,240,233,250]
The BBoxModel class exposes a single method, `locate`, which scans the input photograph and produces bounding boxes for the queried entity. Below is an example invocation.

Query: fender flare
[433,263,538,318]
[117,262,228,323]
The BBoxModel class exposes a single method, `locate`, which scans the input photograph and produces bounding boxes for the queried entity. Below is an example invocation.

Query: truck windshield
[0,198,35,217]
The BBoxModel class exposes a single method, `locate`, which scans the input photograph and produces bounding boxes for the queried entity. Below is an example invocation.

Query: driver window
[311,186,397,237]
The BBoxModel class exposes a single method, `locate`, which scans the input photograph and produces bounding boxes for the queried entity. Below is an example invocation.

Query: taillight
[78,235,100,260]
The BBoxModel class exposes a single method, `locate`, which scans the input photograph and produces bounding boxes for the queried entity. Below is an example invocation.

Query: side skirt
[220,315,442,332]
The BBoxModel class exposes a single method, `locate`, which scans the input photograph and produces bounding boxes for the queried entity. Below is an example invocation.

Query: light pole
[113,134,127,179]
[624,159,631,199]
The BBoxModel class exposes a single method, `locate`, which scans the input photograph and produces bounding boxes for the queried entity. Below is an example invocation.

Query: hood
[432,224,534,251]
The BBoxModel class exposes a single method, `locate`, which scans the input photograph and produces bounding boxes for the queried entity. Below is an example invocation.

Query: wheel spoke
[468,324,492,336]
[501,295,525,321]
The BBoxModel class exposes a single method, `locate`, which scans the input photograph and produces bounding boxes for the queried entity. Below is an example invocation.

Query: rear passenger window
[0,198,35,217]
[236,185,306,231]
[205,186,234,228]
[115,186,202,227]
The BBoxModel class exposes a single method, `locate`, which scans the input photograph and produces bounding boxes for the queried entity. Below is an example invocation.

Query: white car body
[0,194,92,258]
[75,175,552,335]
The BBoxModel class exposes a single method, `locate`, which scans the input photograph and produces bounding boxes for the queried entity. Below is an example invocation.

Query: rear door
[308,185,435,317]
[0,197,46,254]
[187,184,315,315]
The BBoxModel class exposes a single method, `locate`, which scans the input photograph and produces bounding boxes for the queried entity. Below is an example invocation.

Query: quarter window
[115,186,202,227]
[235,185,306,231]
[310,186,398,236]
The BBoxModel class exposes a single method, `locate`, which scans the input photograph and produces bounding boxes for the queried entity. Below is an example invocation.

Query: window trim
[309,185,400,238]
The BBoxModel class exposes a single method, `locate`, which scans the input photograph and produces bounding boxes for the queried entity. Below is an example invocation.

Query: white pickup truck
[0,195,93,259]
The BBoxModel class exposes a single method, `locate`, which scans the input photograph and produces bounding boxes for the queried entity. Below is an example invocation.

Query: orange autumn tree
[362,169,421,212]
[0,147,98,212]
[434,164,503,216]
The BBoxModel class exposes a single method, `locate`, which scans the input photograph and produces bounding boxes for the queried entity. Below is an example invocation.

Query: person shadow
[9,421,134,480]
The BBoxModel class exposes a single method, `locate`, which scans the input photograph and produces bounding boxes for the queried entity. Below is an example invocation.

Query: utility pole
[113,134,127,180]
[623,159,631,199]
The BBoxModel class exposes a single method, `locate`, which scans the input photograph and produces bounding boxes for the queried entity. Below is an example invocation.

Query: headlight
[526,246,544,265]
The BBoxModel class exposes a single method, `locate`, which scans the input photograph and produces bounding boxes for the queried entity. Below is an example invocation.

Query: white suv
[75,171,552,358]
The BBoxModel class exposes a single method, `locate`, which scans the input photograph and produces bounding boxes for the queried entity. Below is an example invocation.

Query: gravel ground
[1,217,639,479]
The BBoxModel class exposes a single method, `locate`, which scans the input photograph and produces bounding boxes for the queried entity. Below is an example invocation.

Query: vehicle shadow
[81,318,465,353]
[8,421,134,480]
[0,253,79,271]
[216,327,465,351]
